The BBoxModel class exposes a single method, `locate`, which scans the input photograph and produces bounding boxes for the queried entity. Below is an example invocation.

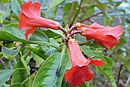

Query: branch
[58,27,67,37]
[116,62,124,86]
[80,12,103,23]
[67,1,75,25]
[70,30,82,37]
[69,0,83,28]
[0,58,7,69]
[114,6,122,24]
[125,73,130,87]
[68,25,77,34]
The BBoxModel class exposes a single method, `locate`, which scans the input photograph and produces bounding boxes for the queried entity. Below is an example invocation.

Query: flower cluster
[19,1,123,87]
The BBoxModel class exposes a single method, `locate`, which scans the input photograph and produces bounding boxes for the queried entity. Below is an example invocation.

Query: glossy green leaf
[33,52,61,87]
[48,0,64,10]
[81,46,117,87]
[2,46,19,59]
[0,69,13,87]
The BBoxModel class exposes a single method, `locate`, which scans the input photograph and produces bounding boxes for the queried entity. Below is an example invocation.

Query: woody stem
[70,30,82,37]
[68,25,77,34]
[58,27,67,37]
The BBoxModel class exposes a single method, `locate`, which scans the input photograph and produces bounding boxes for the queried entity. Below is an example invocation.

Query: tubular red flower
[76,22,123,49]
[64,39,105,86]
[19,1,60,40]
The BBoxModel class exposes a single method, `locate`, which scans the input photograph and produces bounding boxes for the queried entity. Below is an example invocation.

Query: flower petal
[64,66,78,83]
[68,39,88,67]
[82,29,120,49]
[19,13,33,30]
[107,25,123,38]
[24,27,36,40]
[68,66,94,86]
[95,35,119,49]
[76,22,123,49]
[89,59,105,66]
[21,1,41,18]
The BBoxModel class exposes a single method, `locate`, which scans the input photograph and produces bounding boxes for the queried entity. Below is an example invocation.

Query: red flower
[64,39,105,86]
[19,1,60,40]
[76,22,123,49]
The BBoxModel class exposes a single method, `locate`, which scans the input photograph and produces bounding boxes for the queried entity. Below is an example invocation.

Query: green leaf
[108,0,114,6]
[0,0,9,4]
[0,23,33,43]
[48,0,64,10]
[125,18,130,23]
[85,0,94,16]
[11,59,28,87]
[17,0,24,6]
[0,28,32,43]
[1,24,25,39]
[95,0,108,11]
[33,52,61,87]
[116,35,126,47]
[11,0,21,16]
[116,1,122,7]
[41,29,59,38]
[30,30,52,56]
[30,30,49,42]
[74,34,86,42]
[78,40,101,48]
[103,56,113,68]
[0,24,59,49]
[9,15,19,22]
[2,46,19,59]
[26,46,48,60]
[56,47,69,87]
[49,38,60,53]
[81,46,117,87]
[0,69,13,87]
